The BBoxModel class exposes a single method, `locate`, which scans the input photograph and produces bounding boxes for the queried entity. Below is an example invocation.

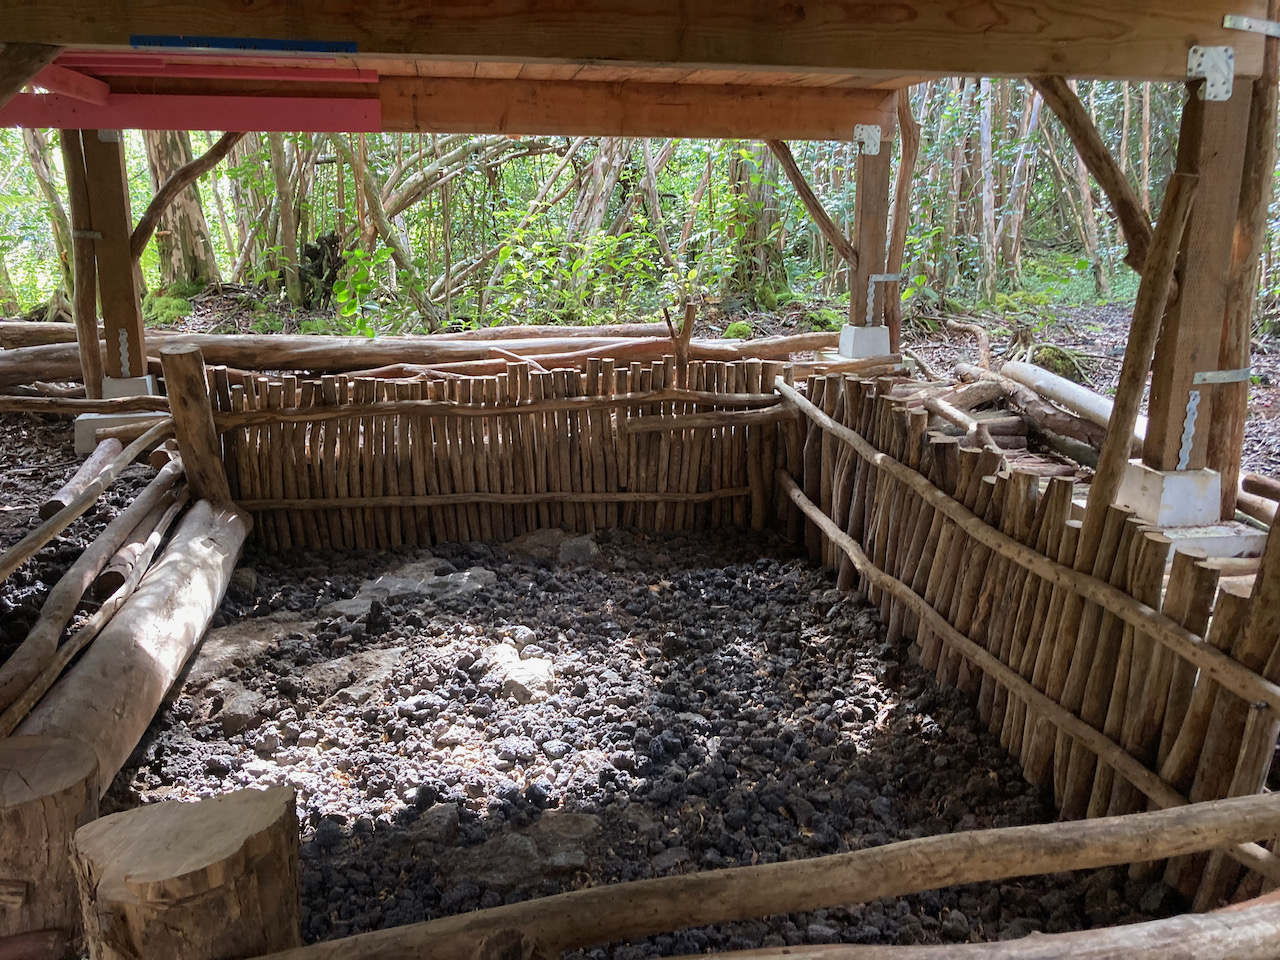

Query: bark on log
[17,501,250,792]
[252,794,1280,960]
[1000,361,1147,446]
[0,460,182,713]
[658,898,1280,958]
[3,397,170,418]
[0,321,673,350]
[90,490,182,602]
[1243,473,1280,503]
[954,364,1119,452]
[0,332,834,387]
[1238,491,1277,527]
[72,786,301,960]
[39,440,122,519]
[0,736,98,944]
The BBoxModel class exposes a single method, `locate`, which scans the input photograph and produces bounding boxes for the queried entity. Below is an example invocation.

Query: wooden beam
[159,345,231,502]
[850,128,894,326]
[0,42,60,111]
[58,128,104,398]
[379,78,895,139]
[1145,88,1253,471]
[1210,0,1280,518]
[0,1,1265,80]
[79,129,147,381]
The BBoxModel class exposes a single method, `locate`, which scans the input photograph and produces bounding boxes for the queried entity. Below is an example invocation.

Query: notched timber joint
[854,123,882,155]
[1188,45,1235,101]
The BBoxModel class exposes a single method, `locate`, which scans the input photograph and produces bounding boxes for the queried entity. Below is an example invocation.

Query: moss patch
[722,320,753,340]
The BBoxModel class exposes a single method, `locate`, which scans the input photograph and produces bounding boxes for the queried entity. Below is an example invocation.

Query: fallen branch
[18,500,250,791]
[39,439,122,519]
[944,320,991,369]
[0,419,174,584]
[0,486,189,738]
[1244,473,1280,503]
[0,460,183,713]
[253,794,1280,960]
[955,363,1121,453]
[130,132,245,262]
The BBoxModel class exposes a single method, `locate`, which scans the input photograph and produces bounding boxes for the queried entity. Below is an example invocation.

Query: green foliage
[723,320,753,339]
[142,289,192,326]
[332,248,394,336]
[805,307,845,332]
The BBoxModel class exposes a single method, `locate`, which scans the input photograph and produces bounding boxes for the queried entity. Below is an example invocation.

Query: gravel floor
[102,527,1184,951]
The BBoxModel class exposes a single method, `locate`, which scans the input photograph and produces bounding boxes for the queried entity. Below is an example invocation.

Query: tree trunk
[0,251,20,314]
[978,78,1000,301]
[265,133,303,305]
[999,87,1044,283]
[0,735,99,945]
[1141,82,1153,216]
[71,786,302,960]
[141,131,222,288]
[21,127,73,299]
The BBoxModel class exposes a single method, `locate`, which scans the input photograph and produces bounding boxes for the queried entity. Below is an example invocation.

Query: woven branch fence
[208,357,793,551]
[783,372,1280,910]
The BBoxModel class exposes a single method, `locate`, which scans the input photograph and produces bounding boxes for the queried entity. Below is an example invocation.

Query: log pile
[781,370,1280,908]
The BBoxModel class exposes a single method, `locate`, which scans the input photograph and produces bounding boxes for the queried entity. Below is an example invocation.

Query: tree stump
[0,735,99,945]
[71,786,302,960]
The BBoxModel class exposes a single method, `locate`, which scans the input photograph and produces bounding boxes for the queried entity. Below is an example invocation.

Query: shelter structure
[4,3,1280,959]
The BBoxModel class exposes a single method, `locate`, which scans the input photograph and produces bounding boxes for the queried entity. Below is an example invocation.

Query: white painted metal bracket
[865,273,900,327]
[1188,46,1235,101]
[1177,389,1202,471]
[853,124,881,156]
[1193,367,1253,384]
[1224,14,1280,39]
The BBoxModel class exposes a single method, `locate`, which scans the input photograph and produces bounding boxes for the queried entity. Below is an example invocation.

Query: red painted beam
[54,53,378,84]
[32,64,111,104]
[0,92,382,132]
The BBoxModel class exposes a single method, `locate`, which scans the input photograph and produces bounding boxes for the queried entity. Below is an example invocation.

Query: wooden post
[849,121,894,327]
[1209,0,1280,518]
[0,43,61,111]
[884,88,920,354]
[80,130,147,384]
[160,345,231,502]
[1144,87,1252,471]
[1078,86,1203,564]
[0,735,99,945]
[72,786,301,960]
[58,129,105,399]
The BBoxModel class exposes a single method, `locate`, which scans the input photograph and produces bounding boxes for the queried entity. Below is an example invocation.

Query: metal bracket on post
[1187,45,1235,101]
[1177,389,1202,471]
[1193,367,1253,384]
[1224,14,1280,38]
[865,274,900,327]
[853,124,881,156]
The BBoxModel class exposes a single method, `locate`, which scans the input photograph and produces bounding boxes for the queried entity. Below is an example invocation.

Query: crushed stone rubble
[103,526,1181,949]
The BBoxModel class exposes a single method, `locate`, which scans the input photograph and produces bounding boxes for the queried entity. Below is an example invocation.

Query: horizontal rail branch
[777,470,1280,884]
[0,395,171,415]
[254,794,1280,960]
[212,389,781,431]
[776,378,1280,720]
[621,403,799,434]
[235,488,753,511]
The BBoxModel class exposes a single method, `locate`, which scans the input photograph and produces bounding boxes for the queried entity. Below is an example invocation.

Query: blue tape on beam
[129,35,357,54]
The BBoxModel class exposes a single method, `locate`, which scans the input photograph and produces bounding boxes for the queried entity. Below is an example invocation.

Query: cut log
[1244,473,1280,503]
[0,460,183,713]
[72,786,301,960]
[0,419,173,585]
[39,440,122,519]
[0,332,834,387]
[159,345,231,501]
[955,364,1115,452]
[1000,360,1147,446]
[17,501,250,791]
[253,793,1280,960]
[0,736,98,944]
